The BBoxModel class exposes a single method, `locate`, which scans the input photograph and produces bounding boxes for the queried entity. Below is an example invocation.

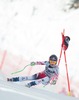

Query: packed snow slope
[0,74,78,100]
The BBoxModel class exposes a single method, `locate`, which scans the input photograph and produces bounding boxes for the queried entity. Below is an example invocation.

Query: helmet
[49,54,58,61]
[49,54,58,65]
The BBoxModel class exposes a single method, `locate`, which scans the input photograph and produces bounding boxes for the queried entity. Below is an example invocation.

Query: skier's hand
[30,62,36,66]
[50,80,57,85]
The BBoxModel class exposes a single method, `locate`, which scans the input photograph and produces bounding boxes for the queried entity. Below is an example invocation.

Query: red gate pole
[0,50,7,70]
[64,51,71,96]
[58,47,62,66]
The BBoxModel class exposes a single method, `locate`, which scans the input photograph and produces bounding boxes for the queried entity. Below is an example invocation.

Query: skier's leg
[41,76,50,85]
[7,76,27,82]
[7,74,39,82]
[26,74,39,80]
[37,72,47,79]
[25,76,50,88]
[25,81,37,88]
[25,79,42,88]
[7,77,19,82]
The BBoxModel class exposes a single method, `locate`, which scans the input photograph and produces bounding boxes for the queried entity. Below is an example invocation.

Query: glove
[30,62,36,66]
[50,80,57,85]
[50,75,58,85]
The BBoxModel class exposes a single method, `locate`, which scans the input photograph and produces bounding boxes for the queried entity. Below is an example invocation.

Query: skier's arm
[30,61,47,66]
[50,68,59,85]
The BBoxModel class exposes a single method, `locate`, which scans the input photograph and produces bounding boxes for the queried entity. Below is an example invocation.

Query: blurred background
[0,0,79,98]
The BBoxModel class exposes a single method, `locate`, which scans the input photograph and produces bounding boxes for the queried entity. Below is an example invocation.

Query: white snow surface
[0,73,78,100]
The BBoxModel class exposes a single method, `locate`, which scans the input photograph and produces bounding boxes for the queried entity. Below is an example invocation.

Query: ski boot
[7,77,19,82]
[7,78,13,82]
[25,81,36,88]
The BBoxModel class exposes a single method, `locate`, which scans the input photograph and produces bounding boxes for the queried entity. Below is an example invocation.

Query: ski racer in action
[7,54,59,88]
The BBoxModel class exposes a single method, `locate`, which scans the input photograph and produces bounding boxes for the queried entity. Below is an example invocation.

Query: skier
[61,31,70,51]
[7,54,59,88]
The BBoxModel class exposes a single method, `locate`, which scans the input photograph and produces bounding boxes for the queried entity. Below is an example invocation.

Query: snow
[0,0,79,99]
[0,74,78,100]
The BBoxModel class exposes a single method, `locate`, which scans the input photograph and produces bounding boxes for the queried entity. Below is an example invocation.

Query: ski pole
[11,64,31,75]
[11,62,36,75]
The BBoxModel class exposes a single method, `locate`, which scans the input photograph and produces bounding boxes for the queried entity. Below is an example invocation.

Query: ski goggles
[49,60,57,65]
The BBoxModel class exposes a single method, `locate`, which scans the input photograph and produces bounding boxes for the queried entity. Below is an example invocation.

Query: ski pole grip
[30,62,36,66]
